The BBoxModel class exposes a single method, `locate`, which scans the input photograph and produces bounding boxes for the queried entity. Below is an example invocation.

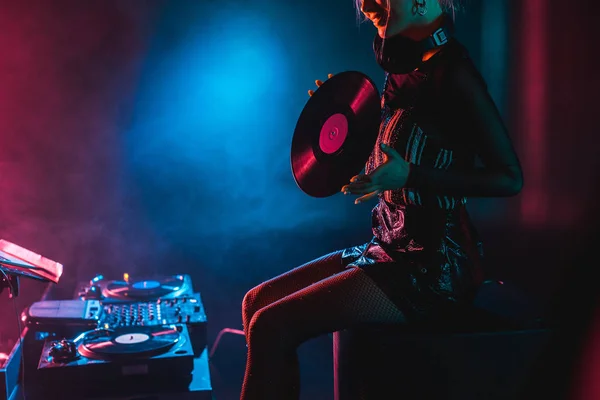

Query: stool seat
[333,281,550,400]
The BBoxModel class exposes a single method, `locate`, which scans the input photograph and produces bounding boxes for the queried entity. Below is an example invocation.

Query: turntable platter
[78,325,183,360]
[101,275,190,301]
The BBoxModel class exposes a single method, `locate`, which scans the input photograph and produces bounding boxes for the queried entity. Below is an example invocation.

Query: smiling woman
[354,0,458,25]
[239,0,523,398]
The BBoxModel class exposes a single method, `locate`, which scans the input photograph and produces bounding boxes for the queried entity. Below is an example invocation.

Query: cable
[209,327,244,358]
[0,269,27,400]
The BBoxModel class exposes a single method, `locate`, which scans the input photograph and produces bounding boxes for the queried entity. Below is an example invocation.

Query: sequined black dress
[341,38,522,320]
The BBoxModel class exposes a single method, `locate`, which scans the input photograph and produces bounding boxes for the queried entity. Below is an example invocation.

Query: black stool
[333,281,551,400]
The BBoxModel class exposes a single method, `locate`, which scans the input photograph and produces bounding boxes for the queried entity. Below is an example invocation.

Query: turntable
[76,274,194,303]
[37,324,195,396]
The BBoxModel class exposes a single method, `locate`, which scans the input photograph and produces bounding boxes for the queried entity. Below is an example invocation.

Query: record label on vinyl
[291,71,381,198]
[114,333,150,345]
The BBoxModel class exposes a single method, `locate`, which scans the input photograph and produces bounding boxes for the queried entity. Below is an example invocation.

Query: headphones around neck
[373,13,455,74]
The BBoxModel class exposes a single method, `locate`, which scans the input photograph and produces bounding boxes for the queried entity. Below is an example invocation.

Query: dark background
[1,0,598,398]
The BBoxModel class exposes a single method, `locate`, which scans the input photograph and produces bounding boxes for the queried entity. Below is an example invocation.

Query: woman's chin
[379,24,403,38]
[375,22,389,37]
[378,27,394,38]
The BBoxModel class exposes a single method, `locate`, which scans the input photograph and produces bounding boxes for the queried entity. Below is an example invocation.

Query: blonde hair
[353,0,459,23]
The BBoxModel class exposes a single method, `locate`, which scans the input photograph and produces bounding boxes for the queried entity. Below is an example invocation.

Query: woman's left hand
[341,143,410,204]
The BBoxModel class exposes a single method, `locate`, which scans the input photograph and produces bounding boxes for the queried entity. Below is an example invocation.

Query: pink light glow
[349,81,377,115]
[520,0,548,225]
[572,309,600,399]
[293,146,319,183]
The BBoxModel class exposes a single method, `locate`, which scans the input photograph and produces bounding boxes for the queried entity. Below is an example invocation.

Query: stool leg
[333,332,340,400]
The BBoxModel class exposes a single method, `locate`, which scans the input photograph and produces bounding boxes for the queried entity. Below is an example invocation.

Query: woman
[241,0,523,398]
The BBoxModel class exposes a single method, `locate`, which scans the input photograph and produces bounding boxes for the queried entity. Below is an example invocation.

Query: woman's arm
[406,59,523,197]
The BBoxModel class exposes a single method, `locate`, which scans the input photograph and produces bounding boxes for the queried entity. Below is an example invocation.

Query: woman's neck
[385,13,448,62]
[378,11,445,42]
[397,13,446,42]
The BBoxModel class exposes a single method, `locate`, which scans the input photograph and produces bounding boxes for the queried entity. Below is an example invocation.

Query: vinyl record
[102,275,186,301]
[291,71,380,198]
[78,325,182,360]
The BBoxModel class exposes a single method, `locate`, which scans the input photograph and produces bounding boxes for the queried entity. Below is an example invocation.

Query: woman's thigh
[247,267,406,347]
[242,250,347,328]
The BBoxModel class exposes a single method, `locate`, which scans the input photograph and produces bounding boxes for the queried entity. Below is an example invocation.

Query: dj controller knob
[84,284,103,300]
[49,339,78,363]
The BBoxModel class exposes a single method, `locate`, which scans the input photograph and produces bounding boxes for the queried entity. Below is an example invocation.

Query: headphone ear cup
[373,12,454,74]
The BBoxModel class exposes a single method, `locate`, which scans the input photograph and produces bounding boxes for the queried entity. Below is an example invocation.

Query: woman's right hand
[308,74,334,97]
